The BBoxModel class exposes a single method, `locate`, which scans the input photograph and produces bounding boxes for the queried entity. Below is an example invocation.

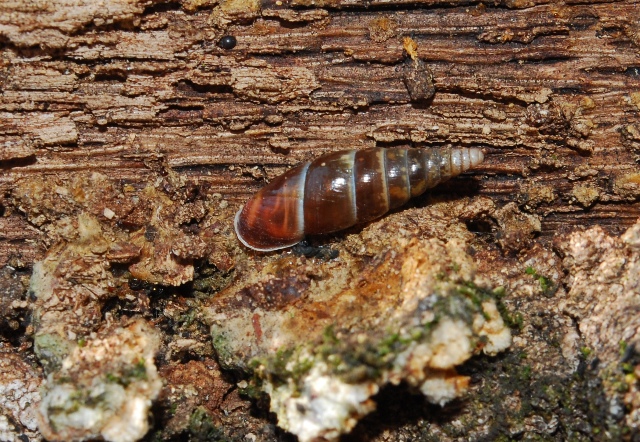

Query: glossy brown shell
[234,147,484,251]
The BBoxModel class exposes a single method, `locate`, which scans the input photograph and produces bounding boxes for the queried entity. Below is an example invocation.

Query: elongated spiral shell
[234,147,484,251]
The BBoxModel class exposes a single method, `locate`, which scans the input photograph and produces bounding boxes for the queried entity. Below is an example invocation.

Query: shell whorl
[235,147,484,251]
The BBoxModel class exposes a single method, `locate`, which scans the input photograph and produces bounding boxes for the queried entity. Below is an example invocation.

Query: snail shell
[234,147,484,251]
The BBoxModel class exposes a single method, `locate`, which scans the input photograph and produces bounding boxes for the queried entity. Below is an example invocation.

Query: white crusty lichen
[264,362,378,442]
[0,343,42,439]
[222,239,512,442]
[37,319,162,442]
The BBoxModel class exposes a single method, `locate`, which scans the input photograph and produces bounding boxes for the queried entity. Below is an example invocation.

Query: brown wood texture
[1,1,640,260]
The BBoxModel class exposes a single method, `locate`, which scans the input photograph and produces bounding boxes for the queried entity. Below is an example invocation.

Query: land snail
[234,147,484,251]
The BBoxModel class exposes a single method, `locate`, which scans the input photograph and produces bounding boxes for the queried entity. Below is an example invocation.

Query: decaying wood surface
[1,0,639,267]
[2,0,640,440]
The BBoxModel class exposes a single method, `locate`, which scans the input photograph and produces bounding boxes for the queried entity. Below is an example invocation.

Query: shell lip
[233,207,302,252]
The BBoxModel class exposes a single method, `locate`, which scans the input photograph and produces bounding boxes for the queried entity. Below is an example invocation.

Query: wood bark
[1,0,640,440]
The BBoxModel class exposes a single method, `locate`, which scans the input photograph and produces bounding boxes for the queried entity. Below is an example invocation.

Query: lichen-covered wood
[2,1,640,267]
[1,0,640,440]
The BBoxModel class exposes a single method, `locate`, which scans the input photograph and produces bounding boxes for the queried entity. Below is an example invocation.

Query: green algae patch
[524,266,557,297]
[34,332,76,373]
[188,407,232,442]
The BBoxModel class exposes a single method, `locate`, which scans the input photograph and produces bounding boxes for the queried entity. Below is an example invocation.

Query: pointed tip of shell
[449,147,485,175]
[469,148,484,167]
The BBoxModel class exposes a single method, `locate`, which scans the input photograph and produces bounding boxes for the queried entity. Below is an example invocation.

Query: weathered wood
[1,0,640,440]
[2,3,639,249]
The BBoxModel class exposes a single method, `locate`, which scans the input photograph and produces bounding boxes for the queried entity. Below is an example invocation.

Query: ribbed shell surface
[234,147,484,251]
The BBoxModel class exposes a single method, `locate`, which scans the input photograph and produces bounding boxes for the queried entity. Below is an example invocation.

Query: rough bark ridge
[1,0,640,441]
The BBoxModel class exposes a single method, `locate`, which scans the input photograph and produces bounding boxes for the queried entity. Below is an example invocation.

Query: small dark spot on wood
[217,35,237,50]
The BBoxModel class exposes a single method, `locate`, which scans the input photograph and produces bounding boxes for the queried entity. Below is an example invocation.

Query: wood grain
[1,1,639,258]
